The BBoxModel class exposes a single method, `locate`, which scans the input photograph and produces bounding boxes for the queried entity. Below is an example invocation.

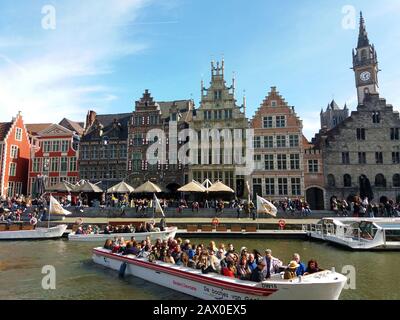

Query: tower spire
[357,11,370,48]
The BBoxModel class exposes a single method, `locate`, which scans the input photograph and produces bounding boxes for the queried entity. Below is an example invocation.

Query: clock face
[360,71,371,82]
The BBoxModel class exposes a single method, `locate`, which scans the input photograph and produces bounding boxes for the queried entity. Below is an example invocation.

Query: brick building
[27,124,80,196]
[126,90,194,191]
[0,112,31,197]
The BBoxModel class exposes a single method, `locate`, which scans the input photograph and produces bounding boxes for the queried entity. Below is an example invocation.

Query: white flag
[153,194,165,217]
[256,195,277,217]
[49,195,71,215]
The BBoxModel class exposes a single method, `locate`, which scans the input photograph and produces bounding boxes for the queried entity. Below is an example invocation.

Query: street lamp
[102,135,110,196]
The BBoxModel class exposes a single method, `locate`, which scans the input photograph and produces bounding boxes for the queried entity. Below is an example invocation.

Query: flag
[256,195,277,217]
[153,194,165,217]
[49,195,71,216]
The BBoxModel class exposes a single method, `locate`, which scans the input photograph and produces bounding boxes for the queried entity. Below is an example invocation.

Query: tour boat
[0,223,67,240]
[306,217,400,250]
[92,247,347,300]
[69,226,178,242]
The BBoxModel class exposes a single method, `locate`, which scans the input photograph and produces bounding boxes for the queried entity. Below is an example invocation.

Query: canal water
[0,238,399,300]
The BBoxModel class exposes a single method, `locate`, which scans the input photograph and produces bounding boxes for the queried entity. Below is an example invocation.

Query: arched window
[372,112,381,124]
[375,174,386,187]
[327,174,336,187]
[344,174,352,187]
[393,174,400,187]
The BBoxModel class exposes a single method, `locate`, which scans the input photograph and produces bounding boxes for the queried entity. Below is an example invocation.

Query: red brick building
[0,112,31,197]
[27,124,80,196]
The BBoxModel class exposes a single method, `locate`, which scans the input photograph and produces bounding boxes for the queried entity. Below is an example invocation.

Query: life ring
[75,218,84,225]
[211,218,220,226]
[30,217,38,226]
[278,219,286,229]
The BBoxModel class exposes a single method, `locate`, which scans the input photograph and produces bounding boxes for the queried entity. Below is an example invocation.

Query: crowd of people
[103,237,323,282]
[74,220,161,235]
[331,196,400,217]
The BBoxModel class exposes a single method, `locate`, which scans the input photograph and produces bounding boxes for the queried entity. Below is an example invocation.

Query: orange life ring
[211,218,220,226]
[278,219,286,229]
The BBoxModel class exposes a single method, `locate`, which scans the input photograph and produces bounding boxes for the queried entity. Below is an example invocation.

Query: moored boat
[69,226,178,242]
[306,217,400,250]
[0,223,67,240]
[92,247,347,300]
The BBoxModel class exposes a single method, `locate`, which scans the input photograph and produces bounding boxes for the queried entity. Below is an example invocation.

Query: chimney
[85,110,97,130]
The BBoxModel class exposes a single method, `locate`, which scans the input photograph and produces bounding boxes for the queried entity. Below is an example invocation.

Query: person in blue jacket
[292,253,306,276]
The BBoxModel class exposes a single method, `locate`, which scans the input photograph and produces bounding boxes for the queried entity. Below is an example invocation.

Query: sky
[0,0,400,140]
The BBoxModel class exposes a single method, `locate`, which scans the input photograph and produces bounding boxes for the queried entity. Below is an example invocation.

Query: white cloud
[0,0,149,123]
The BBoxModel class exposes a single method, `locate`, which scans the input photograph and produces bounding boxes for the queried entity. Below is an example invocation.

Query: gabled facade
[126,90,194,191]
[79,111,130,190]
[0,112,30,198]
[250,87,305,201]
[27,124,80,196]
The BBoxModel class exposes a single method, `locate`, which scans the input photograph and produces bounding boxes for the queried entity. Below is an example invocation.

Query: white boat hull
[92,247,347,300]
[69,227,178,242]
[0,224,68,240]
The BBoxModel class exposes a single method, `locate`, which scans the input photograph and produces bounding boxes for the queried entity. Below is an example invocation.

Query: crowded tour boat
[69,219,177,242]
[306,217,400,250]
[92,238,347,300]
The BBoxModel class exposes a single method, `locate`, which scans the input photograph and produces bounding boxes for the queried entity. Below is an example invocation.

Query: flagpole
[48,193,51,229]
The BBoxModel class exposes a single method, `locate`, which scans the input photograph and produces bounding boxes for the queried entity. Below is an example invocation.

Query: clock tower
[352,12,379,105]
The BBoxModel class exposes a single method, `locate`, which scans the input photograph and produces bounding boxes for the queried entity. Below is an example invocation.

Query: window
[9,162,17,176]
[277,154,287,170]
[291,178,301,196]
[253,136,261,149]
[263,117,273,128]
[120,144,127,159]
[91,145,98,159]
[225,110,232,119]
[372,112,381,124]
[278,178,288,195]
[264,154,274,170]
[214,90,222,100]
[133,134,143,146]
[308,160,319,173]
[109,144,116,159]
[344,174,352,187]
[61,140,69,152]
[52,140,60,152]
[289,135,299,147]
[205,111,212,120]
[358,152,366,164]
[51,158,59,172]
[264,136,273,148]
[393,174,400,187]
[375,174,386,187]
[327,174,336,187]
[15,128,22,141]
[342,152,350,164]
[375,152,383,164]
[253,154,262,162]
[276,116,286,128]
[132,153,142,171]
[392,152,400,164]
[42,158,50,172]
[32,158,40,172]
[391,128,399,140]
[43,141,51,153]
[69,157,77,172]
[290,154,300,170]
[50,177,58,187]
[271,100,277,107]
[276,135,286,148]
[10,145,18,159]
[265,178,275,195]
[59,157,67,173]
[356,128,366,140]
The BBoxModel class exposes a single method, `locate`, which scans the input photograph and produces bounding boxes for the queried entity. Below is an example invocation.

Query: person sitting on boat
[248,254,257,272]
[250,260,266,282]
[104,226,111,235]
[226,243,235,254]
[292,253,306,276]
[178,251,190,267]
[104,239,113,250]
[222,260,236,278]
[284,261,299,280]
[237,254,252,280]
[171,245,182,263]
[164,251,175,264]
[262,249,283,279]
[75,227,84,235]
[208,241,218,255]
[304,259,323,275]
[208,249,221,273]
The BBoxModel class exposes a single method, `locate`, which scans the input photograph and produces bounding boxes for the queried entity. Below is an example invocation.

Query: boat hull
[0,224,68,240]
[69,227,178,242]
[92,248,346,300]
